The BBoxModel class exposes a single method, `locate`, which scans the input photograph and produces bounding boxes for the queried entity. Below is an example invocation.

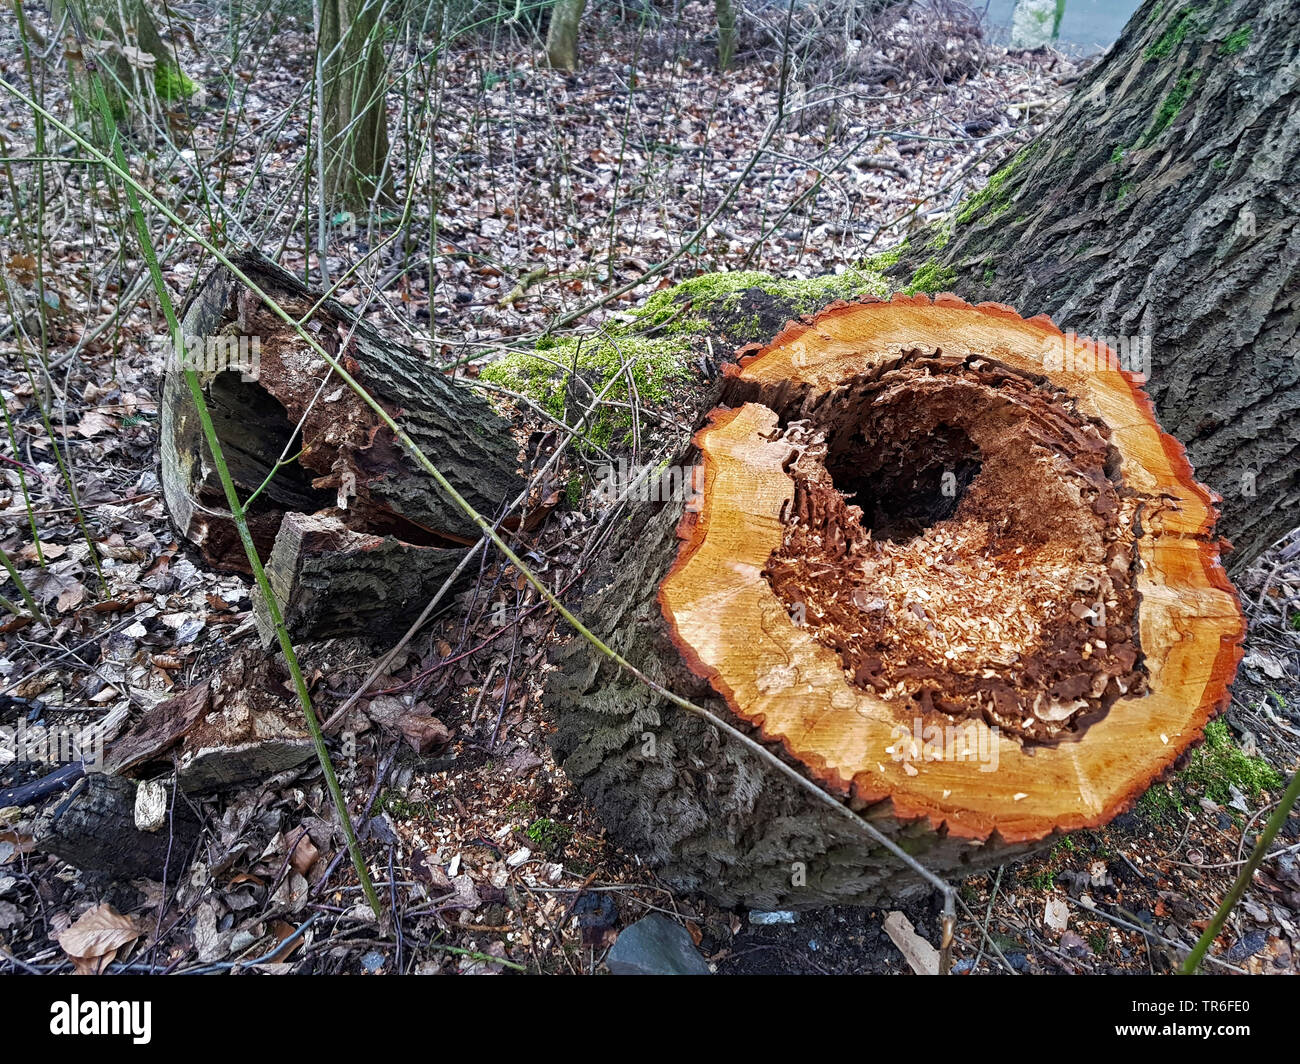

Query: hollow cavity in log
[161,253,526,642]
[762,352,1148,743]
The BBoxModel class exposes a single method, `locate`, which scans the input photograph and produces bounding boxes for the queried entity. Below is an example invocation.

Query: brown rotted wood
[160,252,525,643]
[888,0,1300,568]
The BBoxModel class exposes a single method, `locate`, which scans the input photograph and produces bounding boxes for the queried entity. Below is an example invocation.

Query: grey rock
[1226,930,1268,964]
[607,914,711,976]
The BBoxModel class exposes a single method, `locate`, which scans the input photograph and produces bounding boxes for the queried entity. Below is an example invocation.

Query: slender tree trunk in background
[715,0,738,71]
[891,0,1300,570]
[56,0,195,123]
[317,0,395,213]
[545,0,587,71]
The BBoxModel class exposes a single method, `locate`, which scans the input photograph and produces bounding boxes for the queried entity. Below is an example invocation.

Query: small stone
[1225,930,1268,964]
[607,914,711,976]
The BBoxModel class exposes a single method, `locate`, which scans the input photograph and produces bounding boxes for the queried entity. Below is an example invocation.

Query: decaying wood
[160,252,525,643]
[547,294,1245,908]
[105,649,314,792]
[889,0,1300,568]
[40,772,201,882]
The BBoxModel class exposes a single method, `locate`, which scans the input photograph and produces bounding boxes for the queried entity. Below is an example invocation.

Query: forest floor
[1,5,1298,975]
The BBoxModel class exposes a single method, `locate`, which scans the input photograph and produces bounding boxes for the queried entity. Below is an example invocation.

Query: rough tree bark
[545,0,587,71]
[547,295,1243,909]
[38,772,201,882]
[891,0,1299,570]
[317,0,395,211]
[56,0,196,122]
[160,252,525,643]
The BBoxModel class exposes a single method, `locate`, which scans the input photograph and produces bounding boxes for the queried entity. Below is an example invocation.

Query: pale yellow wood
[661,296,1244,843]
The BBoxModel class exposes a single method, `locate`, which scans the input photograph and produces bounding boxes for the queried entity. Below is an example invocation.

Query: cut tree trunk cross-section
[548,294,1245,908]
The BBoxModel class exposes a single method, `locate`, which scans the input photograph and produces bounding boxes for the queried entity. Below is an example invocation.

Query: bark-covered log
[39,772,201,882]
[890,0,1300,569]
[160,253,525,643]
[105,648,314,793]
[547,295,1244,909]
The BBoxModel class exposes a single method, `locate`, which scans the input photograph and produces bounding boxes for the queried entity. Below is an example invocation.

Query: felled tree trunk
[160,252,524,643]
[547,295,1244,909]
[891,0,1299,569]
[39,772,201,882]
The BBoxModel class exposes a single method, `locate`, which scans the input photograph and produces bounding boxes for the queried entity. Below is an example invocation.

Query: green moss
[374,790,437,821]
[633,266,891,329]
[929,218,955,252]
[1141,72,1200,146]
[1139,781,1186,822]
[1116,181,1135,200]
[1219,25,1252,55]
[1088,931,1108,955]
[1180,718,1283,805]
[485,267,893,445]
[981,264,996,285]
[525,817,573,853]
[1211,155,1229,171]
[955,143,1038,225]
[905,259,957,295]
[1144,6,1204,59]
[1019,837,1076,891]
[481,331,693,447]
[861,242,907,272]
[1139,719,1281,823]
[1109,144,1126,165]
[154,63,197,102]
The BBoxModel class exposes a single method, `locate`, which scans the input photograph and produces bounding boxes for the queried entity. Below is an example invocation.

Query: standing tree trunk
[715,0,738,72]
[545,0,587,71]
[56,0,196,125]
[317,0,395,212]
[546,296,1243,908]
[1010,0,1064,49]
[891,0,1299,570]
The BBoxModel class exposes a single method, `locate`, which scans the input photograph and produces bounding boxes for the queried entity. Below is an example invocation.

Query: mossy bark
[890,0,1300,570]
[56,0,195,124]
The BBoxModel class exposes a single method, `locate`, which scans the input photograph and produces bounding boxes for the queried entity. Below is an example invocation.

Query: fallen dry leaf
[57,902,143,975]
[289,831,319,877]
[399,712,452,755]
